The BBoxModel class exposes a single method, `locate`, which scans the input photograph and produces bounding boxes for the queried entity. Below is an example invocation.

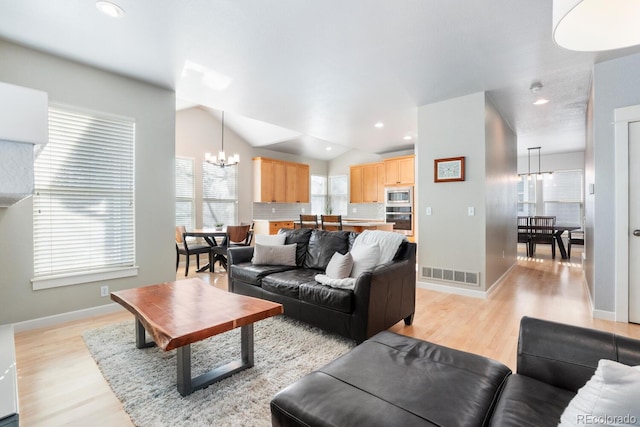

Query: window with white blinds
[203,162,237,227]
[543,170,583,226]
[33,104,136,288]
[328,175,348,216]
[175,157,195,229]
[311,175,327,215]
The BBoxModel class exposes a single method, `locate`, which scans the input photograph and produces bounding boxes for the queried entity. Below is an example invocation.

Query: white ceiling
[2,0,639,159]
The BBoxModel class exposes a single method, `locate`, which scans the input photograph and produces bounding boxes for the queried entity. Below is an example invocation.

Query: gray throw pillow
[325,252,353,279]
[251,243,297,266]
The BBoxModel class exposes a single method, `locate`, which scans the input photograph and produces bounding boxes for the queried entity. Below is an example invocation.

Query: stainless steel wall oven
[385,187,413,236]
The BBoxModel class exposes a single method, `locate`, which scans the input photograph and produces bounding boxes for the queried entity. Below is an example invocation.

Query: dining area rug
[82,316,355,427]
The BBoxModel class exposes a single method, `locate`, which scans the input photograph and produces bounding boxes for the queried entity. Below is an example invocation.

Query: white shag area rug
[83,316,355,427]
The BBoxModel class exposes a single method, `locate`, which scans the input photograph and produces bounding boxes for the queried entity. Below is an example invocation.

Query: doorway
[614,104,640,323]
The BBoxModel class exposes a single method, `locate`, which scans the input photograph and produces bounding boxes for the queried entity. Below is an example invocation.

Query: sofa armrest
[351,243,416,343]
[227,246,254,265]
[517,316,640,392]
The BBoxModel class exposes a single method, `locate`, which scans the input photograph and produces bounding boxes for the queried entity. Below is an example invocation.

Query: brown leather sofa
[271,317,640,427]
[227,228,416,343]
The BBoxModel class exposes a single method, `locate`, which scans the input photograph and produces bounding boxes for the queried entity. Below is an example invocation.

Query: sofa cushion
[325,251,353,279]
[272,331,511,427]
[251,243,297,266]
[262,269,320,299]
[299,282,353,313]
[279,228,313,266]
[230,262,297,286]
[489,374,575,427]
[303,229,351,270]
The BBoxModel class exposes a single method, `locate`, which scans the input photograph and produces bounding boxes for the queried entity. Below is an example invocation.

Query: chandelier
[205,111,239,167]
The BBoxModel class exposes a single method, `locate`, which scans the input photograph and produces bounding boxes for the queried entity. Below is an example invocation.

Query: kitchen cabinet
[253,157,309,203]
[384,155,415,186]
[350,162,384,203]
[253,219,296,235]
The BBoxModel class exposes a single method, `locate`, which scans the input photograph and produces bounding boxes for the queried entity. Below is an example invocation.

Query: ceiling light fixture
[205,111,239,167]
[533,98,550,106]
[326,147,332,151]
[374,122,384,128]
[95,1,125,18]
[519,147,553,181]
[403,135,412,141]
[529,82,543,94]
[552,0,640,51]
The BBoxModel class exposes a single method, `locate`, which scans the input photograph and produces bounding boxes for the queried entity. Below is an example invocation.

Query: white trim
[32,266,139,290]
[12,303,125,333]
[486,264,517,297]
[417,280,487,299]
[613,104,640,322]
[593,309,616,321]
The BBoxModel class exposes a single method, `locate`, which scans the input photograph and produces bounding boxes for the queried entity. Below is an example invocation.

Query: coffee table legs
[176,323,254,397]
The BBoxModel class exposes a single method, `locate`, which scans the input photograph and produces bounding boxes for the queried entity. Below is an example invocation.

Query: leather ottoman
[271,331,511,427]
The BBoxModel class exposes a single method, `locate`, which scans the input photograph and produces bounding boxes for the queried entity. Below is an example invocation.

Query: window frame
[32,103,137,290]
[175,156,195,230]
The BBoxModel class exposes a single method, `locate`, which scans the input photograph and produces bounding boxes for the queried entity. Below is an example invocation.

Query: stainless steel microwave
[385,187,413,205]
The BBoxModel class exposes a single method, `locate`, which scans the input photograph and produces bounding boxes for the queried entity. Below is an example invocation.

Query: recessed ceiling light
[96,1,125,18]
[374,122,384,128]
[403,135,412,141]
[533,98,550,106]
[326,147,332,151]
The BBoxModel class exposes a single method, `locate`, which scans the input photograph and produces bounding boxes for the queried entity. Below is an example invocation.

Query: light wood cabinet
[253,220,296,235]
[350,162,384,203]
[384,155,415,186]
[253,157,309,203]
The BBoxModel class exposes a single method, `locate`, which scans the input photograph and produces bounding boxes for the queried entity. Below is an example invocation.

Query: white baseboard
[13,303,125,333]
[486,264,517,297]
[417,280,487,299]
[593,309,616,321]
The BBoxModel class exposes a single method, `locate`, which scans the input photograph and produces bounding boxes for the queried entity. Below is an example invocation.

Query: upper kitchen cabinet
[384,155,415,186]
[253,157,309,203]
[350,162,384,203]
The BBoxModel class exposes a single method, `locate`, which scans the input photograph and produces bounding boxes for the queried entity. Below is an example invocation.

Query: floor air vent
[421,266,480,287]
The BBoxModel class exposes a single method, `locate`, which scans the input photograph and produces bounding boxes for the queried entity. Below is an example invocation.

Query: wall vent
[421,266,480,287]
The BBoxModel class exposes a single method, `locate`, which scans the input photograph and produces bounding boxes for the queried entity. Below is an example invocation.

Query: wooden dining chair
[299,215,319,229]
[211,224,252,271]
[530,216,556,259]
[517,216,531,257]
[321,215,343,231]
[568,229,584,259]
[175,226,213,276]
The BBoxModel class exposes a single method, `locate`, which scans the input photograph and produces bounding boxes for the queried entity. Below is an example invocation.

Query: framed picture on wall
[434,157,465,182]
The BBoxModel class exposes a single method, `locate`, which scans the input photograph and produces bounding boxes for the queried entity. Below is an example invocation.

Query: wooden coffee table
[110,278,283,396]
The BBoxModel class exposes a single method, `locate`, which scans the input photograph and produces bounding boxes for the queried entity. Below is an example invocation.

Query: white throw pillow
[558,359,640,426]
[352,230,406,264]
[325,252,353,279]
[254,234,286,246]
[350,242,380,278]
[251,243,296,266]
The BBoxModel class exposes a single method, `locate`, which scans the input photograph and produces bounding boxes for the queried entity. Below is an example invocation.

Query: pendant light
[205,111,239,167]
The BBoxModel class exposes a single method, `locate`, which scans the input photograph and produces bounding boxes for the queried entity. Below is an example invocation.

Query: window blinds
[33,105,135,279]
[175,157,194,229]
[202,162,237,227]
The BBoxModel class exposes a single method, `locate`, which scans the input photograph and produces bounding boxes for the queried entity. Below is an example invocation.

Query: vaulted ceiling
[2,0,639,159]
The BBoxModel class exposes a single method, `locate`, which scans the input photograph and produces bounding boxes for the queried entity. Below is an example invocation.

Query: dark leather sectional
[227,228,416,343]
[271,316,640,427]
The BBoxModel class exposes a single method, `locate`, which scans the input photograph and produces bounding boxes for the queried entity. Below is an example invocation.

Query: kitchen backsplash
[252,202,384,220]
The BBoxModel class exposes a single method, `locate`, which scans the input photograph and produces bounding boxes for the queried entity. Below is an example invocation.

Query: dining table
[518,222,581,259]
[183,230,228,273]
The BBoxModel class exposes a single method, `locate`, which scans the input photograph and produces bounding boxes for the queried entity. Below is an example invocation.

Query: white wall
[0,40,176,324]
[417,92,516,292]
[417,92,489,289]
[176,107,254,226]
[485,98,517,288]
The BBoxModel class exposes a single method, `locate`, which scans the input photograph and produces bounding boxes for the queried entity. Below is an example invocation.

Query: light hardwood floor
[14,245,640,427]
